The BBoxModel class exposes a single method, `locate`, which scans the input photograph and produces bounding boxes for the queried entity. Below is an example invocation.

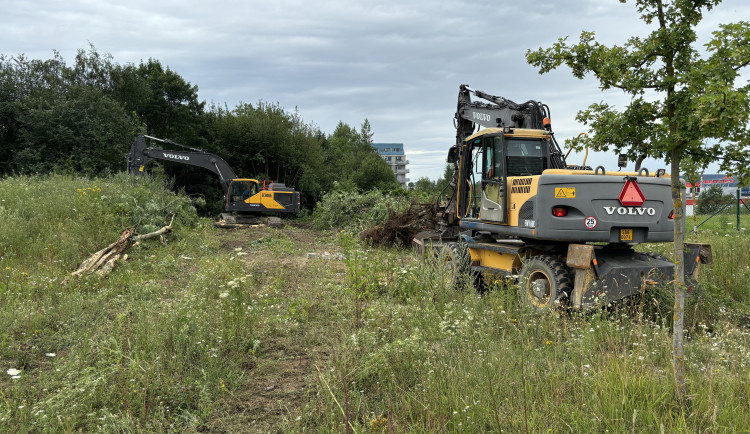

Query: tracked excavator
[127,135,300,226]
[416,84,711,310]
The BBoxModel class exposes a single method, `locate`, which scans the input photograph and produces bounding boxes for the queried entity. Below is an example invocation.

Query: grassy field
[1,175,750,432]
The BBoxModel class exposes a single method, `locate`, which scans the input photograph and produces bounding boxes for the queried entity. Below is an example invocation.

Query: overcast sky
[3,0,749,181]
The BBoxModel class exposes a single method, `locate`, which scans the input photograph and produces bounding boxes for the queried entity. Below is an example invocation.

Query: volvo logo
[472,112,492,122]
[604,206,656,216]
[163,153,189,161]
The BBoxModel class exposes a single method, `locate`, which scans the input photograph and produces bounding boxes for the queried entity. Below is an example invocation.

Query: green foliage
[696,185,735,214]
[15,85,143,176]
[0,48,145,176]
[312,189,402,232]
[323,121,399,193]
[526,1,750,177]
[0,173,197,270]
[412,165,454,197]
[115,59,205,142]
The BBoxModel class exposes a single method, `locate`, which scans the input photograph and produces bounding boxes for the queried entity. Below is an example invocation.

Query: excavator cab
[228,179,258,203]
[467,129,553,224]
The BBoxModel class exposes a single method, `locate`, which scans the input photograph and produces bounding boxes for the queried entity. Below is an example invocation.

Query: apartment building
[372,142,410,188]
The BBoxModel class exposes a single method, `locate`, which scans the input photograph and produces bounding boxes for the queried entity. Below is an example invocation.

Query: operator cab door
[480,135,506,223]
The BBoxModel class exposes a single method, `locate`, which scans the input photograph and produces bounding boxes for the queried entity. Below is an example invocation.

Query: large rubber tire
[439,242,473,290]
[518,255,573,312]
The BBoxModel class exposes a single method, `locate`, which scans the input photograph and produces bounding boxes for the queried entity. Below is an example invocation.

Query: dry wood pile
[360,202,439,247]
[70,216,174,278]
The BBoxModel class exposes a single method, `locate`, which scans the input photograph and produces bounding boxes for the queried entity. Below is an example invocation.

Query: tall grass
[301,236,750,432]
[0,174,251,432]
[1,175,749,432]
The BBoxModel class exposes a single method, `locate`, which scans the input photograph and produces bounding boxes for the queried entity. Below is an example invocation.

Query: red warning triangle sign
[619,179,645,206]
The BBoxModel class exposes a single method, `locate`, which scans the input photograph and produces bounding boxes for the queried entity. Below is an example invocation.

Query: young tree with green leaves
[526,0,750,401]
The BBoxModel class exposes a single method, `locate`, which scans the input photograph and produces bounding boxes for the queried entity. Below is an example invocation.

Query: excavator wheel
[518,255,573,312]
[438,242,475,290]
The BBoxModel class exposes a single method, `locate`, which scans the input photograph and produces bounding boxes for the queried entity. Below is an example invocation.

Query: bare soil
[206,224,343,432]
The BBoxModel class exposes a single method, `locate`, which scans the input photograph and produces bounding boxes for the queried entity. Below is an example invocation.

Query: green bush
[312,189,407,232]
[696,185,735,214]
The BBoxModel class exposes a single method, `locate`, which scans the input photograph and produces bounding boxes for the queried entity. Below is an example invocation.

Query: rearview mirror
[618,154,627,168]
[446,146,459,164]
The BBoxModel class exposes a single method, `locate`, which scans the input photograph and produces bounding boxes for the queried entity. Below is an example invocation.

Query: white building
[685,174,749,216]
[372,142,410,188]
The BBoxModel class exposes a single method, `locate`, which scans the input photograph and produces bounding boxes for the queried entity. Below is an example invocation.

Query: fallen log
[71,216,174,278]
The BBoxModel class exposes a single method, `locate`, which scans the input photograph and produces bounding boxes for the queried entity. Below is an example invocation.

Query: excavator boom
[128,135,238,193]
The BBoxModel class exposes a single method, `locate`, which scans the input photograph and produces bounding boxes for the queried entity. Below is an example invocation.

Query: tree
[526,0,750,401]
[113,59,204,142]
[323,120,397,192]
[205,101,328,206]
[0,48,143,176]
[15,85,142,175]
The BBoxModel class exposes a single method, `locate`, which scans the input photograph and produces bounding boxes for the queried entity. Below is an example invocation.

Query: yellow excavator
[416,85,711,310]
[127,135,300,226]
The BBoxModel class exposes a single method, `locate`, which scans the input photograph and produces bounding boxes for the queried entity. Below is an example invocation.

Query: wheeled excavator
[127,135,300,226]
[416,84,711,310]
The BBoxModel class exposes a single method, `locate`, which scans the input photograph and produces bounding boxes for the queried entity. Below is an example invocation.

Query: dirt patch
[219,349,316,432]
[207,224,343,432]
[218,229,272,251]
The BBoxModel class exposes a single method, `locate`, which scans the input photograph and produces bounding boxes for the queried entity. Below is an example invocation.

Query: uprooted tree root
[70,216,175,278]
[360,202,439,247]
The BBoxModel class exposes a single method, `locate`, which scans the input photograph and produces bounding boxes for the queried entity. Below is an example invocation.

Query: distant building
[372,143,410,188]
[685,174,749,198]
[684,174,749,215]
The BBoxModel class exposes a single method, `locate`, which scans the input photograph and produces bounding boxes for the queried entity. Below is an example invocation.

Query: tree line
[0,46,399,210]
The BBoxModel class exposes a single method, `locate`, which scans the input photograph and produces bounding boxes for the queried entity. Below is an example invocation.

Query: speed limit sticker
[584,216,598,229]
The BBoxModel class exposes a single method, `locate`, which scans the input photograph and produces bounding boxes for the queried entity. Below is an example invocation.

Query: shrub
[312,189,407,233]
[696,185,735,214]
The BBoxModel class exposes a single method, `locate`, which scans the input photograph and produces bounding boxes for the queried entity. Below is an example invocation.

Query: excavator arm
[455,84,548,139]
[127,135,238,194]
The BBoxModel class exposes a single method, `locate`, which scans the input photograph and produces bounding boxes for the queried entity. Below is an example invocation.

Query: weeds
[1,175,749,432]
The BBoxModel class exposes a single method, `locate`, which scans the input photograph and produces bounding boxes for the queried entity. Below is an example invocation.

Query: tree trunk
[670,149,687,401]
[71,216,174,278]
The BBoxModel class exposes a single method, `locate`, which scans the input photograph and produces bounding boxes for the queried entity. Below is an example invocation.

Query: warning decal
[555,187,576,198]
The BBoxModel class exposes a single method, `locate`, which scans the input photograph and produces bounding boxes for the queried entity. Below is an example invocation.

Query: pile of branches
[360,202,439,247]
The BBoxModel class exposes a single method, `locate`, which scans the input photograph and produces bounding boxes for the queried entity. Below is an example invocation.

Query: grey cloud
[2,0,748,180]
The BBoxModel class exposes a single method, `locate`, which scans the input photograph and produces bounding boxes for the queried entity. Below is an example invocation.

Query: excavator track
[215,214,285,229]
